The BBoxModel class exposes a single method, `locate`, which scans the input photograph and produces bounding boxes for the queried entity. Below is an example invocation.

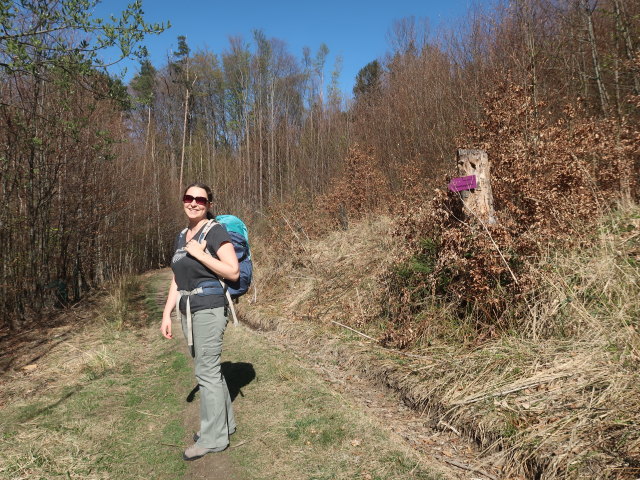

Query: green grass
[222,323,441,480]
[0,273,192,480]
[286,413,348,445]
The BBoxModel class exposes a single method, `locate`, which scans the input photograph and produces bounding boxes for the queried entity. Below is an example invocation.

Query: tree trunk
[179,86,190,197]
[456,149,497,225]
[613,0,639,96]
[582,0,610,113]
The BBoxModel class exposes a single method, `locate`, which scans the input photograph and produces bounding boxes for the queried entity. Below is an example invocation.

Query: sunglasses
[182,194,209,206]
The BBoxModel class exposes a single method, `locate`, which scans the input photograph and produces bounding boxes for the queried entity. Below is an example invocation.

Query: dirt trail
[1,270,501,479]
[151,265,503,480]
[302,357,501,479]
[153,270,240,480]
[178,341,239,480]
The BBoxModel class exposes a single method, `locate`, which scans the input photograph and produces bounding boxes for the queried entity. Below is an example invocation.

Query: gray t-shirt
[171,222,232,313]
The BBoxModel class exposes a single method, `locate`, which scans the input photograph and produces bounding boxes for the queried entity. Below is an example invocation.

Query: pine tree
[353,60,381,98]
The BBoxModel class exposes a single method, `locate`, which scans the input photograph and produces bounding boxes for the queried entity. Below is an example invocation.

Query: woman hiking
[161,182,239,461]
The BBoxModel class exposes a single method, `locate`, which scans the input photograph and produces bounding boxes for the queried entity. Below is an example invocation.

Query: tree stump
[456,149,497,225]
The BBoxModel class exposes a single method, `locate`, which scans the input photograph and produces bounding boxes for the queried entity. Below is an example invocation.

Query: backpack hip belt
[177,284,238,348]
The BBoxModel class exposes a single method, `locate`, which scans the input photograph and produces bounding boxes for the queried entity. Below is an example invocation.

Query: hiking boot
[193,427,236,443]
[182,442,228,461]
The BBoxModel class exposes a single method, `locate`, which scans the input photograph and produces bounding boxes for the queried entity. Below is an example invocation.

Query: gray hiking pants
[181,307,236,450]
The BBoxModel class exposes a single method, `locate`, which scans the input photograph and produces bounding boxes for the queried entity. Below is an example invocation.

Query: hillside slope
[246,205,640,479]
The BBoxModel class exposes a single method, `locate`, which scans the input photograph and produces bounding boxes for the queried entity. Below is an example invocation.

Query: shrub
[381,79,640,346]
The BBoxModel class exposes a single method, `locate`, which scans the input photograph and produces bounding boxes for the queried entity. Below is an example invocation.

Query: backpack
[212,214,253,298]
[183,216,253,325]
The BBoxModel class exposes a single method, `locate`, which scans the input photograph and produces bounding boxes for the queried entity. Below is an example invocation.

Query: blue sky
[94,0,484,99]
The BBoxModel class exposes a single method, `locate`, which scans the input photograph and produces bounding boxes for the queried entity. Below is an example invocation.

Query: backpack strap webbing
[218,279,239,326]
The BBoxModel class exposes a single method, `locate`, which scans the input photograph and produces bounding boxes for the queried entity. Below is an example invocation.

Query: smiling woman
[160,182,239,461]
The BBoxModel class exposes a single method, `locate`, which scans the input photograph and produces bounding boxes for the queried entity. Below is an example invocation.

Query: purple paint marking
[448,175,477,192]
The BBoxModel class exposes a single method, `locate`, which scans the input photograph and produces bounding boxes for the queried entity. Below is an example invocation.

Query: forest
[2,1,640,477]
[1,0,639,336]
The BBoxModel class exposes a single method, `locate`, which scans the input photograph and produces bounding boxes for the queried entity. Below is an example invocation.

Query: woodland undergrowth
[250,73,640,478]
[382,79,639,347]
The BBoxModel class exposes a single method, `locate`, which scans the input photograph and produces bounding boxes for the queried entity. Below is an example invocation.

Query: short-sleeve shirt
[171,222,232,313]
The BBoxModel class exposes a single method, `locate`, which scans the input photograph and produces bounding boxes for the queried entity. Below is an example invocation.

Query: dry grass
[247,214,394,332]
[223,323,442,480]
[246,203,640,479]
[0,272,191,480]
[0,267,445,480]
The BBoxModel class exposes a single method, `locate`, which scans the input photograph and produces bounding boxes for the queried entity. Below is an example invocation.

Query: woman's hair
[184,182,214,219]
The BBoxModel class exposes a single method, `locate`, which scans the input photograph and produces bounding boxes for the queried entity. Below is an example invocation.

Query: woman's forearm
[186,241,240,282]
[193,252,239,281]
[163,277,179,316]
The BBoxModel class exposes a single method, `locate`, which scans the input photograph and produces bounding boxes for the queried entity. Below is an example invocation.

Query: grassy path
[0,272,193,479]
[0,270,442,479]
[180,266,442,480]
[223,320,440,480]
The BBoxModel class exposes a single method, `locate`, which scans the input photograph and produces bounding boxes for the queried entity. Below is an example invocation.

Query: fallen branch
[136,410,162,417]
[330,320,378,342]
[437,420,461,436]
[330,320,433,360]
[281,214,309,249]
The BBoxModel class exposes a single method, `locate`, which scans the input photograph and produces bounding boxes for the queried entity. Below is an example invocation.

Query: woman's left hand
[185,239,207,259]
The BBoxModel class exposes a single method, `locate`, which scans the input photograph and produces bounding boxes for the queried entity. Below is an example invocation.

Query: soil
[177,331,240,480]
[150,271,240,480]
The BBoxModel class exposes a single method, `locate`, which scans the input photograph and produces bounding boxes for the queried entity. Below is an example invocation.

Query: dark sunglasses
[182,194,209,206]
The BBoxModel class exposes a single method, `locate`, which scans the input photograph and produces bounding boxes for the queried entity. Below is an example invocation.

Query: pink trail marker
[448,175,477,193]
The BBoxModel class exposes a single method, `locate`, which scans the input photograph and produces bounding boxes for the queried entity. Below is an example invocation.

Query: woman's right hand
[161,275,178,339]
[161,314,173,339]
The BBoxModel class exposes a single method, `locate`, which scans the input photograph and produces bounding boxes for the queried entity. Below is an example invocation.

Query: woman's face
[183,186,210,223]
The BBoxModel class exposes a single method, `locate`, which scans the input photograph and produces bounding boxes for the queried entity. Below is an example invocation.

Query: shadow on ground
[186,361,256,403]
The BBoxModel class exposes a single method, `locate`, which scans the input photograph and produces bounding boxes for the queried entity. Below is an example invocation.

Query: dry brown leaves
[382,79,640,345]
[319,144,393,226]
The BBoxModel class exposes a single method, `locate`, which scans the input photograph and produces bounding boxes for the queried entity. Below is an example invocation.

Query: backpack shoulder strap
[197,219,219,255]
[178,227,188,246]
[218,278,239,327]
[198,219,218,242]
[202,221,238,323]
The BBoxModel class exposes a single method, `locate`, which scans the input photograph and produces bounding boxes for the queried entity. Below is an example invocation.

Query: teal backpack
[213,215,252,297]
[189,215,252,326]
